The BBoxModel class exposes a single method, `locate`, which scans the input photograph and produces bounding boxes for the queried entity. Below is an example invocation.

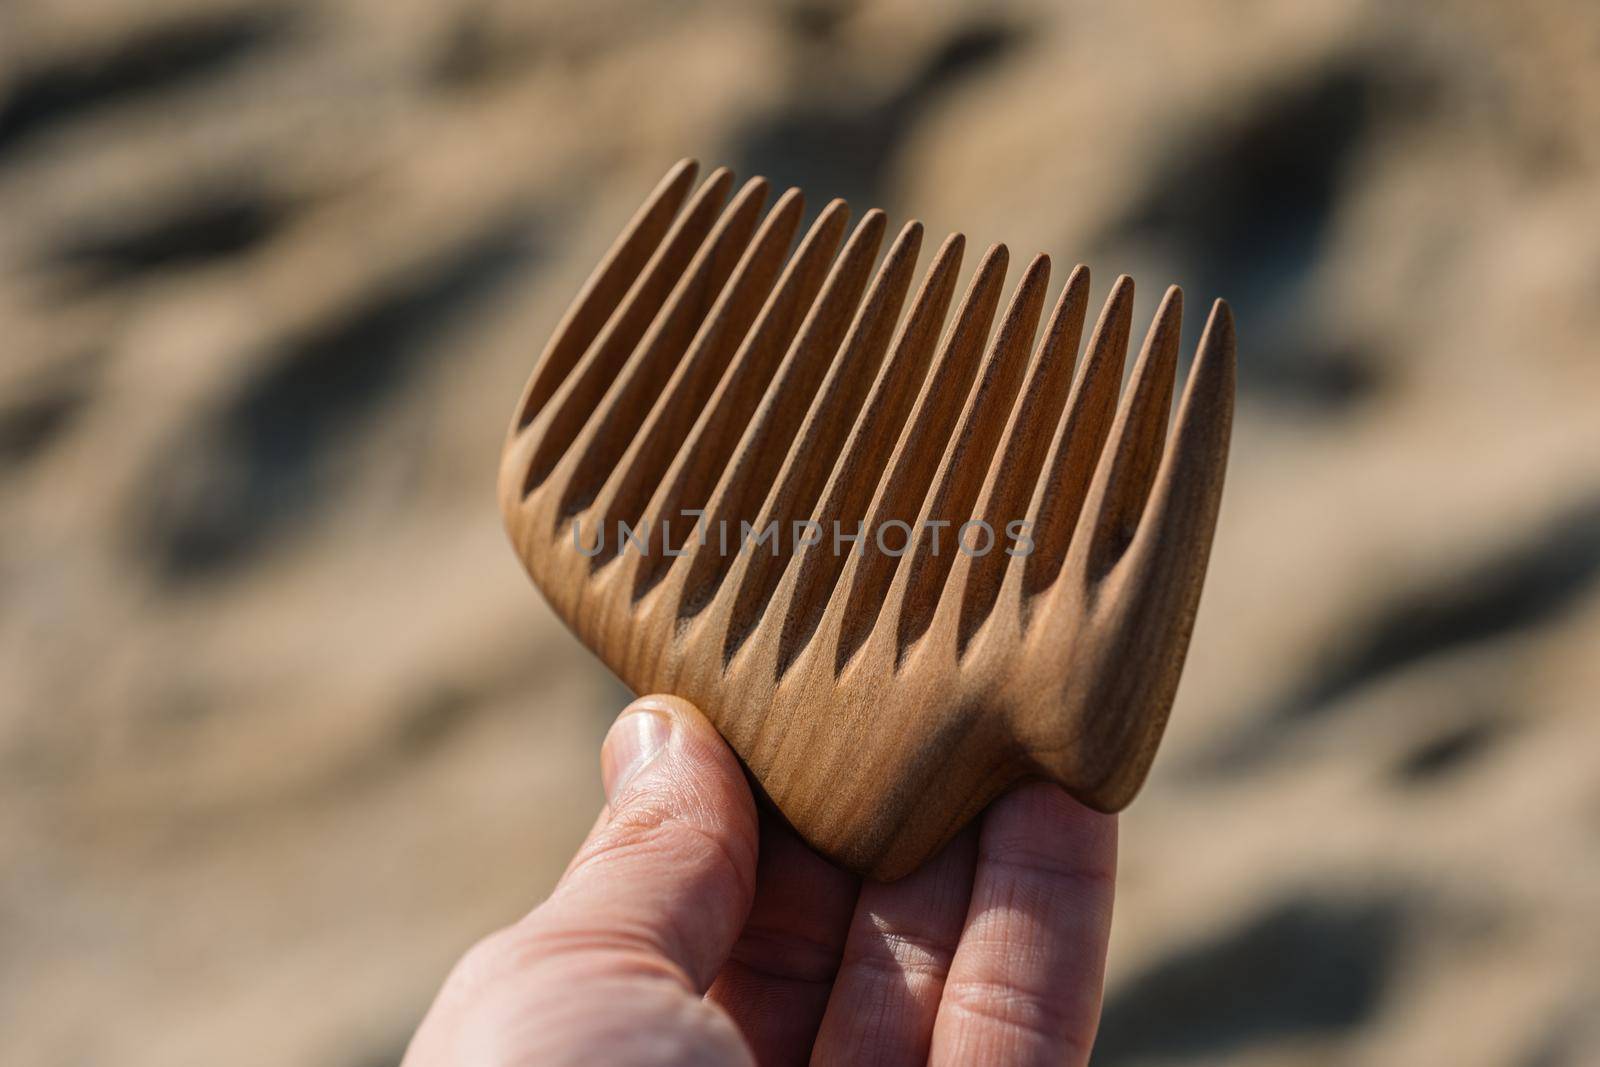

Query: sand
[3,1,1599,1063]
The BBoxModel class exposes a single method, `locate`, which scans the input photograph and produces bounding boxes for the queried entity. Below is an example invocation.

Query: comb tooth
[1113,299,1235,633]
[513,159,699,432]
[1113,300,1235,617]
[833,244,1010,673]
[895,253,1052,659]
[563,185,805,540]
[535,175,769,508]
[721,219,925,663]
[1067,301,1234,805]
[1066,285,1183,587]
[671,210,889,618]
[954,264,1091,654]
[773,233,965,673]
[518,167,737,497]
[621,200,852,595]
[1018,275,1135,603]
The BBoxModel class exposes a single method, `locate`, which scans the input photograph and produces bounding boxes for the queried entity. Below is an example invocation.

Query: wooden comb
[499,160,1234,880]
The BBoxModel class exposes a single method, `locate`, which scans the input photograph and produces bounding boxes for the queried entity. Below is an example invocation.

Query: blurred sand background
[3,0,1600,1063]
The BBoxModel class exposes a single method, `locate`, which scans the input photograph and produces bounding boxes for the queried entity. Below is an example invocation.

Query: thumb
[526,695,759,990]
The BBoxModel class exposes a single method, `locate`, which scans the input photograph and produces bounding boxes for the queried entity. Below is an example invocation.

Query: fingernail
[602,706,672,801]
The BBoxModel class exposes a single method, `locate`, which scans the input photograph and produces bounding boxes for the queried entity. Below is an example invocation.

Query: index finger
[929,783,1117,1066]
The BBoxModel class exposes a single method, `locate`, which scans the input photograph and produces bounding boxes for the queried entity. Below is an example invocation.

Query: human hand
[404,695,1116,1066]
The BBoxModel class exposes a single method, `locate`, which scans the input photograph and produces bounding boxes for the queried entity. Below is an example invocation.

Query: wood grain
[499,160,1235,880]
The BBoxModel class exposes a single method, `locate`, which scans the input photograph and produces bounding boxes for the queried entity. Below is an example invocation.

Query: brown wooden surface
[499,160,1235,880]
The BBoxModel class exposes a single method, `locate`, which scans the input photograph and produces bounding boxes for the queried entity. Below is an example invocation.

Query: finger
[706,806,860,1064]
[810,824,978,1065]
[524,695,760,992]
[930,784,1117,1067]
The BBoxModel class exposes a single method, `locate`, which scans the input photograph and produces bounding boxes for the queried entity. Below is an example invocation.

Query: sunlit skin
[404,696,1116,1066]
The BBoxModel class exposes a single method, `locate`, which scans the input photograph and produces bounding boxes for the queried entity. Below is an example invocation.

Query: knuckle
[574,804,754,899]
[942,977,1092,1062]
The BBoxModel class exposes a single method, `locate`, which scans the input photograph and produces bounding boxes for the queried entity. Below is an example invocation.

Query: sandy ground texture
[3,0,1600,1064]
